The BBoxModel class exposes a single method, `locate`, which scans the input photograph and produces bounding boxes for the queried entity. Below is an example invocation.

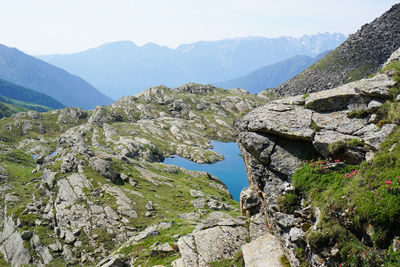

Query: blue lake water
[163,141,249,201]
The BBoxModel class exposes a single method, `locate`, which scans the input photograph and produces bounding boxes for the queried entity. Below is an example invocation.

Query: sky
[0,0,398,55]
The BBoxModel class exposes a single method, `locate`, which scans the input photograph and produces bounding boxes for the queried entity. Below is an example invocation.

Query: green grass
[280,254,291,267]
[118,220,193,266]
[347,108,370,119]
[327,139,365,155]
[208,250,244,267]
[293,85,400,265]
[277,192,300,214]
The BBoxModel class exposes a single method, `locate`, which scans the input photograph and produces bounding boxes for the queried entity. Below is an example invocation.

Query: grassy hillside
[0,78,64,109]
[0,95,54,119]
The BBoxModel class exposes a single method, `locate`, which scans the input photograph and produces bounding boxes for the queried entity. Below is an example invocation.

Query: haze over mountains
[214,54,316,93]
[0,44,113,109]
[39,33,346,99]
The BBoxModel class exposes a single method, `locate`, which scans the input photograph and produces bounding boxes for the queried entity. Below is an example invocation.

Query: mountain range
[0,44,113,109]
[38,33,346,99]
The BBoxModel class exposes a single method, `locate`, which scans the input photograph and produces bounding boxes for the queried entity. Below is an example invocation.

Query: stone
[289,227,305,242]
[362,123,397,150]
[178,222,248,267]
[383,47,400,68]
[195,212,245,231]
[151,242,174,254]
[30,235,42,247]
[240,187,260,215]
[177,235,198,266]
[191,198,206,209]
[0,217,31,266]
[312,111,368,135]
[194,226,247,265]
[207,199,228,210]
[190,189,205,198]
[62,245,77,265]
[269,139,313,176]
[249,213,268,241]
[120,173,129,182]
[104,206,119,221]
[368,100,383,109]
[313,130,360,157]
[274,212,300,228]
[354,74,396,99]
[158,221,174,230]
[241,104,314,140]
[99,254,126,267]
[305,82,367,112]
[242,234,285,267]
[89,157,119,182]
[146,201,154,211]
[21,231,33,240]
[171,258,185,267]
[238,132,275,165]
[64,230,76,244]
[49,240,62,252]
[35,245,53,265]
[74,241,83,248]
[178,212,201,220]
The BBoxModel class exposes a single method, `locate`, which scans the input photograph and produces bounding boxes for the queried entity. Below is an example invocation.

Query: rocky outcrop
[174,211,280,266]
[242,234,284,267]
[0,215,31,266]
[270,3,400,97]
[235,50,399,266]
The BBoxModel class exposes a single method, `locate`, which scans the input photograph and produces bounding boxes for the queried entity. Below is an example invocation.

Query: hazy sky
[0,0,398,55]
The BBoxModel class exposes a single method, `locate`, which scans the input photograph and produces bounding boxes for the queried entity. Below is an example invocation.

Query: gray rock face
[242,234,285,267]
[58,107,87,124]
[242,104,314,141]
[177,212,248,267]
[304,82,369,112]
[240,187,260,215]
[0,216,31,266]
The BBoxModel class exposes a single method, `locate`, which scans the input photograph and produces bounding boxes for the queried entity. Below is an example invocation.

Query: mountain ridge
[0,44,113,109]
[38,33,346,99]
